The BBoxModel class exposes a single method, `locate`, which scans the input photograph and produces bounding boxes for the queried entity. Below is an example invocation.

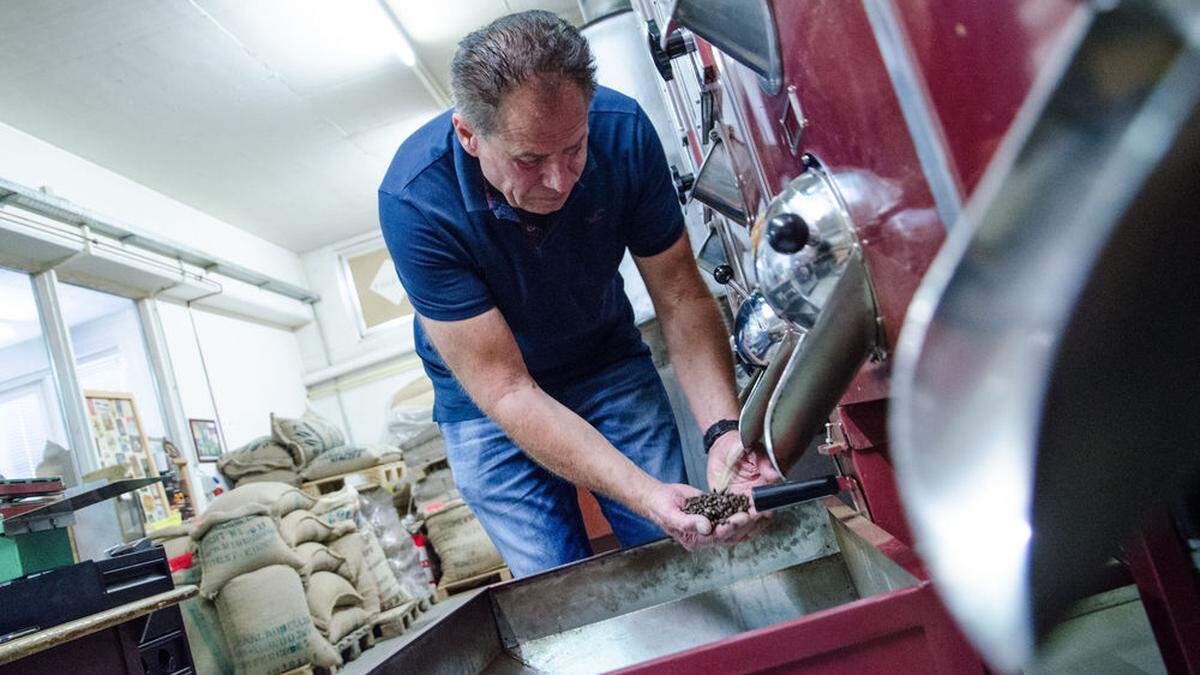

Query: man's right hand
[639,482,717,551]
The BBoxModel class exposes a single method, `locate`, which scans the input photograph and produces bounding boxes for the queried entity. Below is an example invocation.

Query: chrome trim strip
[861,0,964,230]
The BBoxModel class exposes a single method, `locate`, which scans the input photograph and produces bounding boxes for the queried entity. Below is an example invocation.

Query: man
[379,10,779,577]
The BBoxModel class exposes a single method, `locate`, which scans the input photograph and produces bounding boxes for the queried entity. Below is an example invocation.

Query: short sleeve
[378,191,494,322]
[624,106,686,257]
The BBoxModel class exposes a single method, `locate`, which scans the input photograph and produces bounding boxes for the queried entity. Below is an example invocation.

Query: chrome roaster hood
[738,159,883,474]
[889,3,1200,671]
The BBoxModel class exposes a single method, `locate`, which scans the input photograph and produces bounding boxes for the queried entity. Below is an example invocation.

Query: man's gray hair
[451,10,597,136]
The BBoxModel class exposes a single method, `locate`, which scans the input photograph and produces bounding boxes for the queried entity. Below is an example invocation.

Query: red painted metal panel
[847,445,912,548]
[611,582,982,675]
[1128,514,1200,674]
[715,0,946,359]
[890,0,1079,195]
[836,401,915,546]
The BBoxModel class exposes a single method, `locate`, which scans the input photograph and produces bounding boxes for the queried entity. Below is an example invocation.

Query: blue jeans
[439,355,686,577]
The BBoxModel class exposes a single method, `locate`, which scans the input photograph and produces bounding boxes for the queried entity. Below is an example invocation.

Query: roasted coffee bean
[682,492,750,527]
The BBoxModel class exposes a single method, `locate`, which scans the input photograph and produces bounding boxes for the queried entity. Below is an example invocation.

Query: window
[0,267,68,479]
[58,283,166,440]
[0,382,56,478]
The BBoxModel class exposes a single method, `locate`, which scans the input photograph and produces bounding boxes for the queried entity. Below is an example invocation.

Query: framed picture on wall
[337,235,414,336]
[189,419,223,462]
[84,391,174,529]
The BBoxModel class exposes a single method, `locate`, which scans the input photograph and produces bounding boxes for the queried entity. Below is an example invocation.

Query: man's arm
[419,308,715,549]
[635,232,781,538]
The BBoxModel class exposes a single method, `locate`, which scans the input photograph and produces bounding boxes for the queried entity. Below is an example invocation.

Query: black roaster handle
[751,475,842,512]
[766,212,810,254]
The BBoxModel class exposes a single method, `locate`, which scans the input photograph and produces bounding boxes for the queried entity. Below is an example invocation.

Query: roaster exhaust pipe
[761,256,877,475]
[734,159,881,476]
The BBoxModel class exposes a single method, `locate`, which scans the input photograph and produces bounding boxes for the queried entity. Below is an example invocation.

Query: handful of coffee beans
[682,491,750,527]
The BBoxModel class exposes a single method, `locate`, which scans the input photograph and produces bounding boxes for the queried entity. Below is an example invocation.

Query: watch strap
[703,419,740,453]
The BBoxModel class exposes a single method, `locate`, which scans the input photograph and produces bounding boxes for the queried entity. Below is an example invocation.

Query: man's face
[453,77,589,215]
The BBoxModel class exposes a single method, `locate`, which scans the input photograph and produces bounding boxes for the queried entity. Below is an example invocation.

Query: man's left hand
[705,433,782,544]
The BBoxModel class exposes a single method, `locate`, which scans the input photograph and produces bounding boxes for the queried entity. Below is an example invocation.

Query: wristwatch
[703,419,740,453]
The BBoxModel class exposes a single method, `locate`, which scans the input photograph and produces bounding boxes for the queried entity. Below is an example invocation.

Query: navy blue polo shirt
[378,86,684,422]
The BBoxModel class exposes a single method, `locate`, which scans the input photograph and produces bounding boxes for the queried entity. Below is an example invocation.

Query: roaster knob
[767,213,810,254]
[713,265,735,285]
[672,167,695,204]
[647,20,695,82]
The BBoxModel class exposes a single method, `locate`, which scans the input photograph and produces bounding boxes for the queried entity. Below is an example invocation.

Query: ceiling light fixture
[375,0,418,67]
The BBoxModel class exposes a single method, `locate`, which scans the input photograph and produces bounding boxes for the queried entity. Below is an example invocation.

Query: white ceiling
[0,0,584,254]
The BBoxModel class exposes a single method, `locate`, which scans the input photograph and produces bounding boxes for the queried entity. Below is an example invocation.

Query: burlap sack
[312,485,360,529]
[235,468,302,487]
[149,522,194,540]
[327,607,370,645]
[158,535,193,562]
[216,565,341,675]
[328,533,380,617]
[301,445,403,481]
[413,459,459,511]
[271,411,345,466]
[193,504,301,600]
[179,593,233,675]
[362,527,407,610]
[294,541,350,580]
[305,571,363,633]
[217,437,296,481]
[205,482,316,518]
[425,500,504,584]
[403,435,445,468]
[280,510,337,547]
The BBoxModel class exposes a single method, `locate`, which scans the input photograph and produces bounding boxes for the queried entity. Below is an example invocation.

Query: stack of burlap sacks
[158,480,416,675]
[150,523,234,675]
[388,395,505,589]
[189,484,341,674]
[218,411,401,489]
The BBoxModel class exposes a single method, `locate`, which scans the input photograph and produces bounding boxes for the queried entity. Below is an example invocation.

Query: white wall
[0,121,307,288]
[299,233,415,371]
[158,301,310,491]
[297,233,429,446]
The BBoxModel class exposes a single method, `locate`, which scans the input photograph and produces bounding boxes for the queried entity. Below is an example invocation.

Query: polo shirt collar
[454,137,599,220]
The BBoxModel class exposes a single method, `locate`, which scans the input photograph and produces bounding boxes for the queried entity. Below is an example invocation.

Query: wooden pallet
[300,460,406,497]
[333,623,375,665]
[434,566,512,601]
[282,664,335,675]
[371,600,421,641]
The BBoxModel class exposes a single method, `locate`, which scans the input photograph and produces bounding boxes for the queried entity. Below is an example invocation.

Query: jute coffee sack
[300,445,403,482]
[179,593,233,675]
[216,565,341,675]
[362,527,407,610]
[294,541,351,580]
[402,435,445,468]
[328,533,381,616]
[312,485,360,530]
[327,606,371,645]
[279,510,343,547]
[193,504,301,600]
[205,482,317,519]
[425,500,504,584]
[271,410,345,466]
[412,458,459,511]
[149,522,194,540]
[305,571,363,634]
[235,468,301,487]
[149,522,194,561]
[217,436,296,481]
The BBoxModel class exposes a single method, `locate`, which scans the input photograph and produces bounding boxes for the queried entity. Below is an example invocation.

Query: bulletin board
[84,390,174,528]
